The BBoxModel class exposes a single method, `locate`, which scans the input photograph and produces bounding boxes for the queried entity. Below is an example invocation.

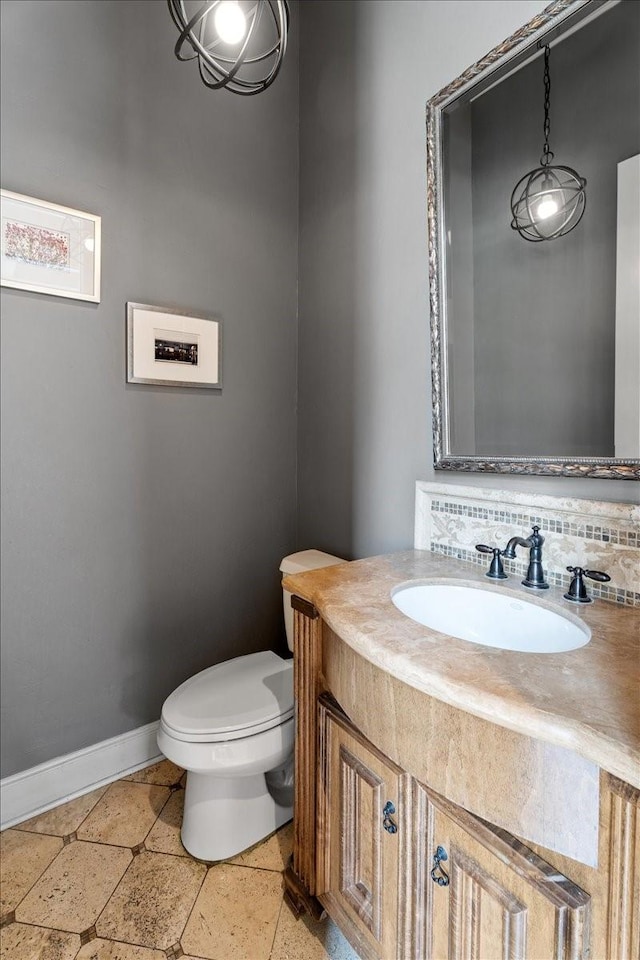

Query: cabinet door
[318,696,408,960]
[415,782,590,960]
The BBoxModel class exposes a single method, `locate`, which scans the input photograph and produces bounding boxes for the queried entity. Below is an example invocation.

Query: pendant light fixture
[167,0,289,96]
[510,44,587,241]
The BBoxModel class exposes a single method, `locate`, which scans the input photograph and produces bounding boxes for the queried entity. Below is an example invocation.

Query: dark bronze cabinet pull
[382,801,398,834]
[431,845,450,886]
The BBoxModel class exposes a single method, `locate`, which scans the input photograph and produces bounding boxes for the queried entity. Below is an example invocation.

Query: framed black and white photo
[1,190,101,302]
[126,302,222,389]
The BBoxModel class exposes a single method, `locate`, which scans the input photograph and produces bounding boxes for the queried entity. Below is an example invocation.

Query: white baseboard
[0,721,162,830]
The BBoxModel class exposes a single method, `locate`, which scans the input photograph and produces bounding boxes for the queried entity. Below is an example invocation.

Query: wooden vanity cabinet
[317,694,590,960]
[285,601,639,960]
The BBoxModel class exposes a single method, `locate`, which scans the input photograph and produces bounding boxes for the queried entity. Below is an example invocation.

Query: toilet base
[181,770,293,861]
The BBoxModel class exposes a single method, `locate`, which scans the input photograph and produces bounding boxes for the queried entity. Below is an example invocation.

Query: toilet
[157,549,344,861]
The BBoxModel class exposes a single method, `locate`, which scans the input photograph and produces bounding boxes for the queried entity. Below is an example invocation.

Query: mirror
[427,0,639,480]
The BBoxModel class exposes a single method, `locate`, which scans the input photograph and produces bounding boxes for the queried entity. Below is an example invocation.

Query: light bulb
[536,194,559,220]
[214,1,246,44]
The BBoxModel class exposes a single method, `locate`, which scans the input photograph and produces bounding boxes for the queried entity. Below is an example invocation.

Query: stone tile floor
[0,760,359,960]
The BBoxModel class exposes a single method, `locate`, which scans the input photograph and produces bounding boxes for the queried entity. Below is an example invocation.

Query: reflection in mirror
[428,0,640,479]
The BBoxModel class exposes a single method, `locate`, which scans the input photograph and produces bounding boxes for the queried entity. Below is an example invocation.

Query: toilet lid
[161,651,294,742]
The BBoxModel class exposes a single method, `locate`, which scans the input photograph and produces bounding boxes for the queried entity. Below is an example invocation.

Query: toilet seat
[160,650,293,743]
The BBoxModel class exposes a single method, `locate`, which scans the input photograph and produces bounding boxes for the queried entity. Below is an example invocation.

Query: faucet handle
[584,569,611,582]
[476,544,507,580]
[564,566,611,603]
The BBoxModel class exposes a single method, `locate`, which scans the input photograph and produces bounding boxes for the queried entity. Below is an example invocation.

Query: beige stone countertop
[283,550,640,789]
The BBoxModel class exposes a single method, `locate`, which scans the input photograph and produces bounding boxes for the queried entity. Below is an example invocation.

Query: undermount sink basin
[391,581,591,653]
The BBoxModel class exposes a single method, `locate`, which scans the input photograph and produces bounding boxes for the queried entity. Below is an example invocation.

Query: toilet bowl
[158,549,344,861]
[158,651,294,860]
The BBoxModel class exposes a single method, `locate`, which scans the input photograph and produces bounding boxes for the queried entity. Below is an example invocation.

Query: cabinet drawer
[416,781,590,960]
[318,695,408,960]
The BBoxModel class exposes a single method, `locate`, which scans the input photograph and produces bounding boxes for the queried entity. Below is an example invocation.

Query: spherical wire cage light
[511,164,587,241]
[168,0,289,96]
[510,44,586,242]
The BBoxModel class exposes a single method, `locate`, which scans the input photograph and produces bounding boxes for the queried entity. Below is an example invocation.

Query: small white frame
[127,302,222,390]
[1,189,101,303]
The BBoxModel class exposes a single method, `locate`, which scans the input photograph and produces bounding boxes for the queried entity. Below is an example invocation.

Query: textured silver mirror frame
[426,0,640,480]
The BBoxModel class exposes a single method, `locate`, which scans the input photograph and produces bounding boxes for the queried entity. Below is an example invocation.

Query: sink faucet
[502,525,549,589]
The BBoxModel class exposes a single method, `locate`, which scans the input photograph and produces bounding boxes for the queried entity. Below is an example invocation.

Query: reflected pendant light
[168,0,289,96]
[510,44,587,241]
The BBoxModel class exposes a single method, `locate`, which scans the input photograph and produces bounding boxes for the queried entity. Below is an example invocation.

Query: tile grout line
[9,782,109,842]
[80,839,135,946]
[7,830,194,860]
[173,857,211,955]
[1,836,67,926]
[139,775,180,849]
[269,896,286,960]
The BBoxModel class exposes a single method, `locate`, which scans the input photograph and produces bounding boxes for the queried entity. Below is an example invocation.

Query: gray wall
[0,0,299,778]
[297,0,638,566]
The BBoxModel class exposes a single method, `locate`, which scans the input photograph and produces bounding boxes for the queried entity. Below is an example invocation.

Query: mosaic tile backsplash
[415,482,639,606]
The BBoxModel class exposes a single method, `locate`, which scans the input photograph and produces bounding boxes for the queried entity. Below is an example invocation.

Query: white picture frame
[0,189,101,303]
[127,302,222,390]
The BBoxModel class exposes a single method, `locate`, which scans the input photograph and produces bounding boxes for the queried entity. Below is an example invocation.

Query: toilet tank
[280,550,345,652]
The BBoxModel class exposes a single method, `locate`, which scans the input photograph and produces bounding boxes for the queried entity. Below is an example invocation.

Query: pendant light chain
[541,45,554,167]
